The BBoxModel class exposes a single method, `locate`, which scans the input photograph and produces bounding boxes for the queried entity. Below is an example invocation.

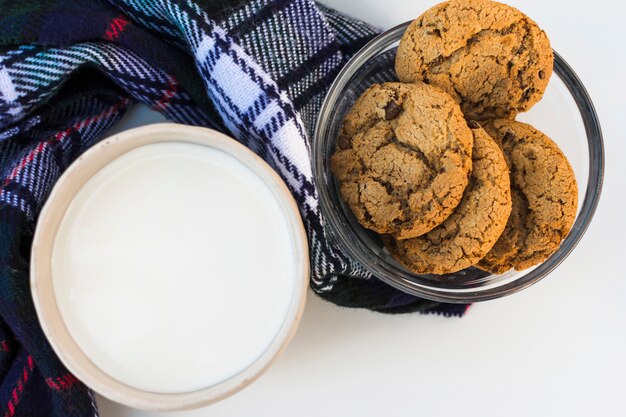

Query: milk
[51,142,296,394]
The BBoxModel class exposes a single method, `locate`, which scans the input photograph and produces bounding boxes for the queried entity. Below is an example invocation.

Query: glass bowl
[313,22,604,303]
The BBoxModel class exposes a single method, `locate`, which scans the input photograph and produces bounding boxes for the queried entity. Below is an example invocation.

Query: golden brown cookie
[384,124,511,274]
[395,0,553,120]
[478,119,578,274]
[331,82,473,240]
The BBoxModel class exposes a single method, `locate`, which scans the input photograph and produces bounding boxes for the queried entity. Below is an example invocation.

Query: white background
[98,1,626,416]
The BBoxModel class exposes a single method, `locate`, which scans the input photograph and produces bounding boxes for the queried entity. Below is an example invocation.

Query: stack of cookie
[331,0,578,276]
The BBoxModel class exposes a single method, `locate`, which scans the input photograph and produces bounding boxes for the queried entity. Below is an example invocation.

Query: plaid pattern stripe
[0,0,469,415]
[0,43,212,130]
[1,79,128,417]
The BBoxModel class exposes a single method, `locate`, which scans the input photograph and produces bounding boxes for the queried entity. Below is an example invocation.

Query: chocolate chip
[428,55,444,68]
[538,70,545,79]
[502,132,515,142]
[384,101,402,120]
[467,120,480,129]
[522,88,534,101]
[524,149,537,160]
[501,24,515,35]
[337,134,351,149]
[427,28,442,37]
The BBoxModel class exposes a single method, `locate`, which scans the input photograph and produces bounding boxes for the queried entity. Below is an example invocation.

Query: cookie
[395,0,553,120]
[331,82,473,240]
[478,119,578,273]
[384,123,511,274]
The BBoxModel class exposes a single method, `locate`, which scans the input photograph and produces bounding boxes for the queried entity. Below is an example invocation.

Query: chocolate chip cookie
[478,119,578,273]
[395,0,553,120]
[384,123,512,274]
[331,82,473,240]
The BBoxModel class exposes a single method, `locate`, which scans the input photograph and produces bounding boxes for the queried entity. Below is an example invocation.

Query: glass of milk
[30,124,309,410]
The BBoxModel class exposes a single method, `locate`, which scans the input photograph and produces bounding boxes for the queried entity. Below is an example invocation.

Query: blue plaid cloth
[0,0,468,415]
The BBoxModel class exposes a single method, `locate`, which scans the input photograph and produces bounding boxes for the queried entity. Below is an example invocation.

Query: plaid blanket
[0,0,469,415]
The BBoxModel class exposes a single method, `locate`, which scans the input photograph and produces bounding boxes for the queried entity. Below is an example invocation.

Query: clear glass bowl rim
[313,21,605,303]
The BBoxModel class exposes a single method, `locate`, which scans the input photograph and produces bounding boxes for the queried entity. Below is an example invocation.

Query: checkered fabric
[0,0,469,415]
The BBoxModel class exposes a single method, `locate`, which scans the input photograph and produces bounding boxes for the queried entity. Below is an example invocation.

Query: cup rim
[313,21,605,303]
[30,123,309,410]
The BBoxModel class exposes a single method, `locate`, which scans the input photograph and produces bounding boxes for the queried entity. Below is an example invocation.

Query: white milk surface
[52,142,296,394]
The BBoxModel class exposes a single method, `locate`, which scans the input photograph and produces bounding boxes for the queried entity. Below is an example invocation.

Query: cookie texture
[478,119,578,274]
[395,0,553,120]
[331,82,473,239]
[385,124,511,274]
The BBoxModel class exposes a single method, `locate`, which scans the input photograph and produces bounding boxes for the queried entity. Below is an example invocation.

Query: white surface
[98,0,626,415]
[54,142,295,393]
